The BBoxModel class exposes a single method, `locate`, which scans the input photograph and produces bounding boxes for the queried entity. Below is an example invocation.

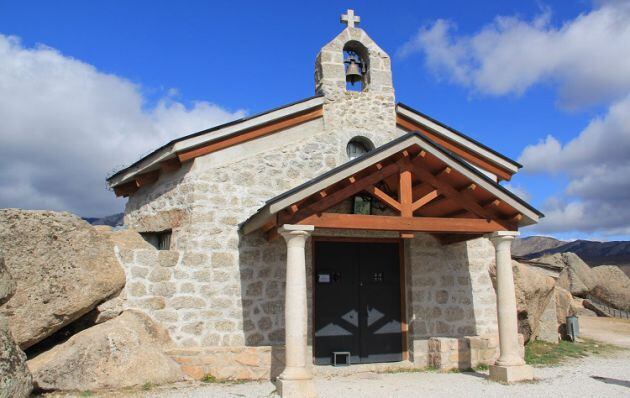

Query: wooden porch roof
[241,132,543,243]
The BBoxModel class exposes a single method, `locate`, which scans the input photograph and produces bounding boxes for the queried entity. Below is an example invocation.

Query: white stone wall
[408,235,498,339]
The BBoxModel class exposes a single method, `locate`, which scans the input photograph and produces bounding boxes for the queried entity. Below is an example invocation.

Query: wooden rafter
[410,156,513,229]
[365,185,401,211]
[396,115,513,181]
[412,189,439,211]
[113,180,139,197]
[284,162,401,224]
[160,157,182,173]
[135,170,160,188]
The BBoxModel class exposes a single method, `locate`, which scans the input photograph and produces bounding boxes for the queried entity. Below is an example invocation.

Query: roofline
[107,95,324,186]
[241,132,543,234]
[396,102,523,170]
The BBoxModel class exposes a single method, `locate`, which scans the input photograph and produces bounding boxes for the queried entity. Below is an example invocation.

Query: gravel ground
[63,348,629,398]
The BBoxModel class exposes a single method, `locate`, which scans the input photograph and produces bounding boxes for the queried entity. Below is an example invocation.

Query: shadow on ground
[591,375,630,388]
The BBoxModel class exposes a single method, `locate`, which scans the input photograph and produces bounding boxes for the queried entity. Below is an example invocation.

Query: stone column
[277,224,316,398]
[488,231,534,383]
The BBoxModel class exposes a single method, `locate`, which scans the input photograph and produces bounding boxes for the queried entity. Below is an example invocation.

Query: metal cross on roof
[340,9,360,28]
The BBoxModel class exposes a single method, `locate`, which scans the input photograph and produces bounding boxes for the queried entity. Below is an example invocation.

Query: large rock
[590,265,630,311]
[28,310,186,391]
[537,252,596,297]
[0,262,31,398]
[490,260,556,343]
[554,287,574,323]
[0,317,32,398]
[0,209,126,349]
[537,292,559,343]
[0,256,14,306]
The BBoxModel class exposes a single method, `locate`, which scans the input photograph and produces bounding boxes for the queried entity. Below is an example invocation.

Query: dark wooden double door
[314,241,403,365]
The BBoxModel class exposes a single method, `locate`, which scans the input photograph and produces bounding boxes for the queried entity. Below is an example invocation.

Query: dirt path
[44,316,630,398]
[47,349,630,398]
[579,315,630,348]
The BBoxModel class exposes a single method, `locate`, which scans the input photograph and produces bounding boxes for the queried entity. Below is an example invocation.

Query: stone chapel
[107,10,543,397]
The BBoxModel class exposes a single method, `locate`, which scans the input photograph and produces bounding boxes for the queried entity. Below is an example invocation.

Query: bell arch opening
[343,40,370,92]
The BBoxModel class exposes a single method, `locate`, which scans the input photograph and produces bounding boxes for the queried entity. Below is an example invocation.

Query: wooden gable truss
[247,136,540,245]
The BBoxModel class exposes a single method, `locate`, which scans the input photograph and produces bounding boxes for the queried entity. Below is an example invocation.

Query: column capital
[487,230,519,244]
[279,224,315,238]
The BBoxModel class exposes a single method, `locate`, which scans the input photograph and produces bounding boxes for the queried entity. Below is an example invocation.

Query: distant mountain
[513,235,630,277]
[512,236,566,257]
[83,213,124,227]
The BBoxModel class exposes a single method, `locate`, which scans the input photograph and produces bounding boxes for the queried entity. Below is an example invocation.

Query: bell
[344,54,363,85]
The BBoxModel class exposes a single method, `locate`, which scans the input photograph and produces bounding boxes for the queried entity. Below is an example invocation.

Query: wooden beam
[135,170,160,188]
[410,157,512,229]
[298,213,514,233]
[261,218,277,233]
[484,199,501,209]
[400,232,415,239]
[509,213,523,223]
[160,157,181,173]
[411,182,433,200]
[399,166,413,217]
[286,162,401,224]
[178,107,323,162]
[113,181,138,197]
[396,114,513,181]
[365,185,401,212]
[412,189,439,211]
[437,167,452,177]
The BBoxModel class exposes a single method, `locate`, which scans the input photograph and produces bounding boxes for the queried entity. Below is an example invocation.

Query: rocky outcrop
[554,287,574,323]
[590,265,630,311]
[569,297,597,317]
[0,256,32,398]
[0,257,14,306]
[537,253,597,297]
[512,261,556,342]
[0,209,126,349]
[490,260,556,343]
[0,317,32,398]
[28,310,186,391]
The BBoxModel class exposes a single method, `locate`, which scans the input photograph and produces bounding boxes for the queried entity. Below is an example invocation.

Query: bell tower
[315,9,397,139]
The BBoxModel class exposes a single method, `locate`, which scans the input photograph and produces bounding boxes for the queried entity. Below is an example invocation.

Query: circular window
[346,137,374,160]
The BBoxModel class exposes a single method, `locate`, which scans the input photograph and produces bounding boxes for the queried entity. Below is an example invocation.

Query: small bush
[142,382,153,391]
[201,374,217,383]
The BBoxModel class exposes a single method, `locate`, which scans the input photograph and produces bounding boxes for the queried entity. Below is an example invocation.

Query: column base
[489,364,534,383]
[276,377,317,398]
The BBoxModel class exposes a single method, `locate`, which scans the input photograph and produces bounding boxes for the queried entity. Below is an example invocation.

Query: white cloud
[0,35,246,217]
[500,183,531,202]
[519,94,630,235]
[398,2,630,108]
[399,2,630,237]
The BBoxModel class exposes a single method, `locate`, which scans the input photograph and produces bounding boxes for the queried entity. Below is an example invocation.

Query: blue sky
[1,1,629,241]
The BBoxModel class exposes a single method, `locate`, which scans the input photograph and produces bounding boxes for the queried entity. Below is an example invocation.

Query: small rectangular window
[140,230,172,250]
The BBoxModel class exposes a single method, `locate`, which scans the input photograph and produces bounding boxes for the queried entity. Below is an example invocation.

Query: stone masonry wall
[124,122,402,348]
[315,27,397,141]
[117,25,505,380]
[124,23,403,348]
[408,235,498,339]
